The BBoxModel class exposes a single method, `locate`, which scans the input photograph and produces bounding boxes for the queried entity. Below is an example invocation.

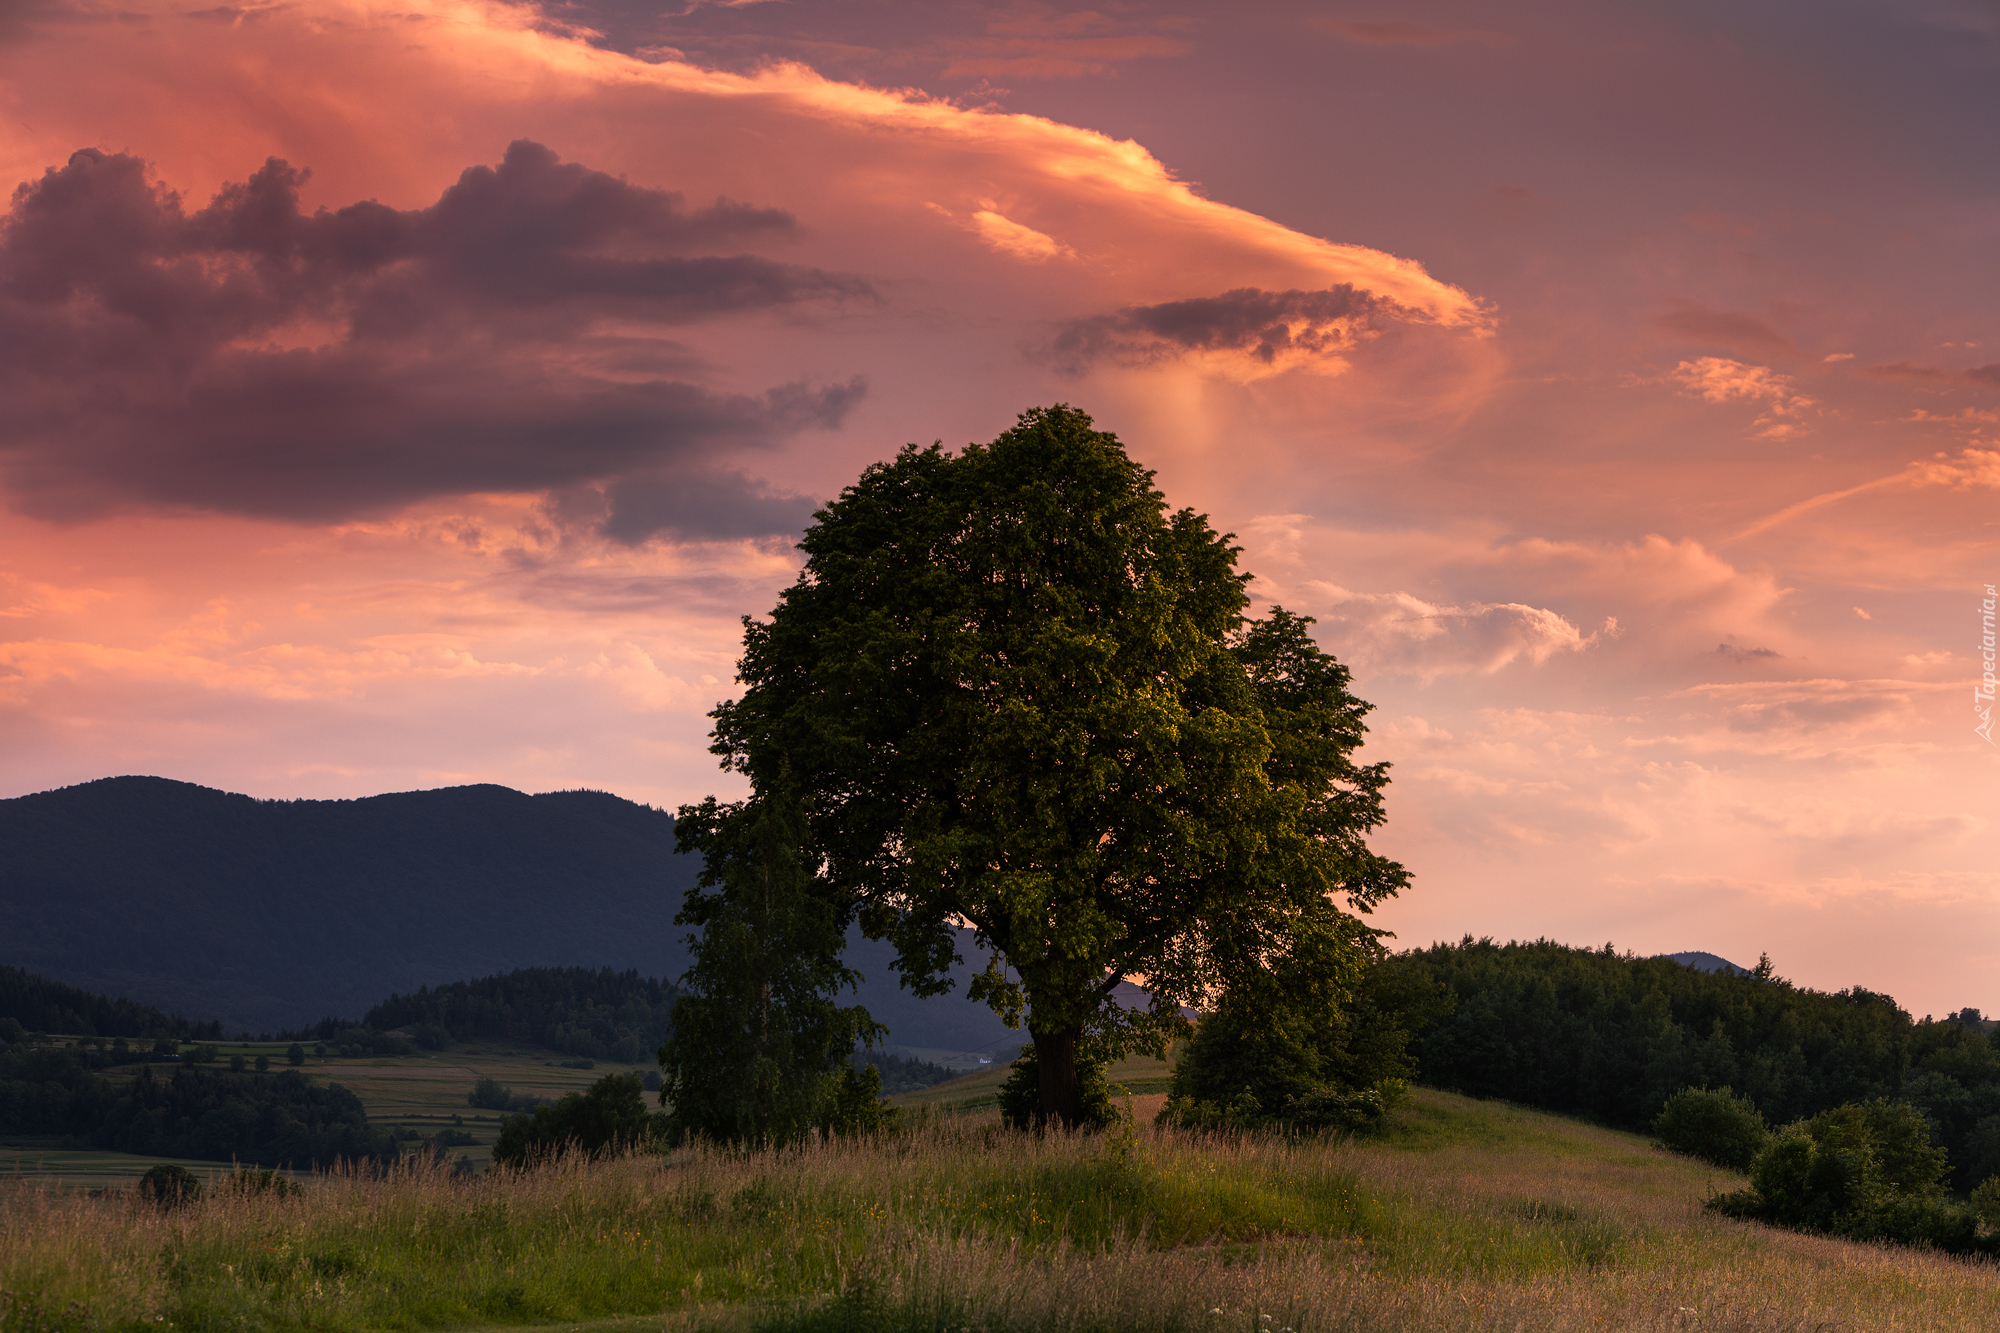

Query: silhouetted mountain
[1660,951,1750,976]
[0,776,1017,1054]
[0,963,221,1040]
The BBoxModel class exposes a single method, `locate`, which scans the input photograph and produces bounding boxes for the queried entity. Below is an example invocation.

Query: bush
[137,1164,201,1210]
[286,1043,306,1066]
[467,1076,513,1110]
[1654,1086,1769,1171]
[491,1072,658,1168]
[1708,1098,1992,1253]
[1157,971,1433,1136]
[999,1046,1116,1132]
[828,1063,900,1136]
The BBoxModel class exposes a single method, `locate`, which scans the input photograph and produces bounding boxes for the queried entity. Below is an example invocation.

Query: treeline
[0,964,221,1041]
[854,1050,960,1095]
[1390,938,2000,1187]
[0,1045,396,1167]
[331,967,679,1063]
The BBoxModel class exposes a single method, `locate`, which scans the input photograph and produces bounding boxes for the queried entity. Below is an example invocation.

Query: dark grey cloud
[1043,285,1385,375]
[1715,643,1782,664]
[600,470,824,545]
[0,140,869,529]
[1864,360,2000,387]
[1654,300,1793,356]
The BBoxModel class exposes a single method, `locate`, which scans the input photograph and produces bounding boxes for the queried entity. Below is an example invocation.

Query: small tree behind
[662,788,886,1146]
[1654,1087,1769,1172]
[492,1072,656,1169]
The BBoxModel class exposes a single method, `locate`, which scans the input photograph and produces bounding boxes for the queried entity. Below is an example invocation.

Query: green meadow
[6,1087,1998,1333]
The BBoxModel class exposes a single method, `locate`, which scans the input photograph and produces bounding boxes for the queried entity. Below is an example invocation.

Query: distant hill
[0,776,1016,1054]
[0,963,221,1040]
[1659,951,1750,976]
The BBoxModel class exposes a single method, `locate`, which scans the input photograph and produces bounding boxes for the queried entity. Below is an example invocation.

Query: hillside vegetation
[6,1089,1997,1332]
[1392,939,2000,1189]
[0,966,221,1042]
[348,967,680,1065]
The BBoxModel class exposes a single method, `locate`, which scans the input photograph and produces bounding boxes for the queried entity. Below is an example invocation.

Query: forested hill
[0,964,222,1041]
[0,777,700,1033]
[0,776,1020,1055]
[355,966,678,1064]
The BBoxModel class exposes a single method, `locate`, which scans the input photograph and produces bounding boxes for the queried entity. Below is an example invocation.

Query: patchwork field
[2,1042,644,1183]
[7,1087,1998,1332]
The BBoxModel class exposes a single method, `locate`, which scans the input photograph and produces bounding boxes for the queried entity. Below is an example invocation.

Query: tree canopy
[690,405,1407,1125]
[663,788,885,1145]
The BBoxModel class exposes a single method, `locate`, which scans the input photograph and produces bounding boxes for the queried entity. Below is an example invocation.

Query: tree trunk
[1032,1025,1085,1128]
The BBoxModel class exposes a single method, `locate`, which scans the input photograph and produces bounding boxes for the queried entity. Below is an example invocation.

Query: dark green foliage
[286,1043,305,1066]
[999,1045,1116,1132]
[1709,1099,1991,1254]
[701,406,1407,1127]
[465,1076,541,1113]
[1898,1018,2000,1191]
[2,1038,374,1168]
[1158,964,1445,1134]
[828,1064,902,1136]
[138,1163,201,1209]
[1394,938,1923,1130]
[0,964,217,1041]
[1653,1087,1770,1171]
[0,777,701,1032]
[663,791,887,1147]
[491,1072,658,1168]
[852,1050,958,1096]
[360,966,679,1064]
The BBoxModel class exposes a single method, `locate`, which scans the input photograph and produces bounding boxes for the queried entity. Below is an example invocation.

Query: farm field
[4,1041,641,1182]
[7,1087,1998,1332]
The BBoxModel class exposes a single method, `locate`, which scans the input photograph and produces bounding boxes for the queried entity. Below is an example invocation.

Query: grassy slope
[887,1051,1178,1114]
[6,1088,1998,1332]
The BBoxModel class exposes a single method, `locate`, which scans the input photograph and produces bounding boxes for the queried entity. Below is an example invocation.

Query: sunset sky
[2,0,1995,1015]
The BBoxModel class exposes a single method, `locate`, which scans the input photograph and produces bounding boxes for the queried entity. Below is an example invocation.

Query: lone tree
[661,787,886,1145]
[681,405,1408,1127]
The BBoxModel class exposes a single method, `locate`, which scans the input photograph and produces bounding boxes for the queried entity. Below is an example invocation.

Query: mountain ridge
[0,775,1015,1055]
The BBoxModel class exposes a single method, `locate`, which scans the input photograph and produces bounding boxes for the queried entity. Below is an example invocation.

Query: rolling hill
[0,775,1015,1055]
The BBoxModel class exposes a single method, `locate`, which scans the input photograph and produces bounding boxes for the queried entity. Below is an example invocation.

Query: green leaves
[699,405,1406,1124]
[662,788,884,1147]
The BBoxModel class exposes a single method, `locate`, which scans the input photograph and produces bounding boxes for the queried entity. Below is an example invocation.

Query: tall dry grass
[3,1090,1996,1332]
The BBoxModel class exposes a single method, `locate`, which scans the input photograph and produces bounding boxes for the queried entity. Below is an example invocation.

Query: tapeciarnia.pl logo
[1978,583,1997,746]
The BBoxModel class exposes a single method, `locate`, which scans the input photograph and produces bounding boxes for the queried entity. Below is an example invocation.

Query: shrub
[1974,1175,2000,1233]
[491,1072,659,1168]
[1708,1098,1992,1254]
[1654,1086,1769,1171]
[999,1046,1116,1132]
[285,1043,306,1066]
[467,1076,513,1110]
[137,1164,201,1210]
[828,1062,900,1136]
[1158,974,1428,1136]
